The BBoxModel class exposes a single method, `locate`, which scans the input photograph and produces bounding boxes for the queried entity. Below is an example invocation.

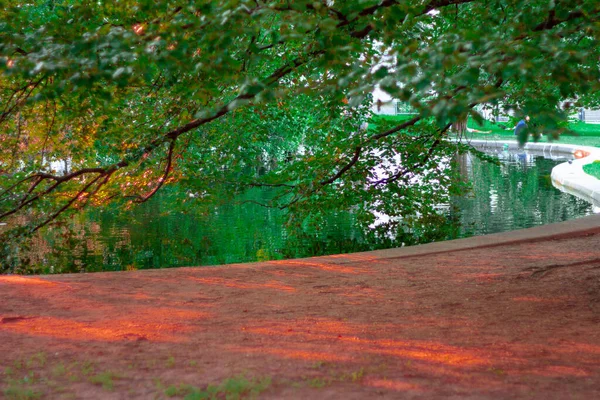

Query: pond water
[24,151,596,273]
[449,151,595,236]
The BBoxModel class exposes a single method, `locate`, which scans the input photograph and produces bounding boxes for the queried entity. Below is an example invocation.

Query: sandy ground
[1,220,600,399]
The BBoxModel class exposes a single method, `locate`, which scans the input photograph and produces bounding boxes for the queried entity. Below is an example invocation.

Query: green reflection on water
[450,152,594,236]
[30,153,594,274]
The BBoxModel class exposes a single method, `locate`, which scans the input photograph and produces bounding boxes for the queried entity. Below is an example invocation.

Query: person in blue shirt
[514,115,530,136]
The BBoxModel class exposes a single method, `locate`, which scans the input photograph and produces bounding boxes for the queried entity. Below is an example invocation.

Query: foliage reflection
[3,153,594,274]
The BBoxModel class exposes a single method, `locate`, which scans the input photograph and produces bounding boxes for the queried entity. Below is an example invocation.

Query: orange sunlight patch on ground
[190,277,296,292]
[266,270,312,278]
[324,253,382,263]
[0,276,58,286]
[364,378,422,392]
[135,307,211,321]
[375,347,487,366]
[245,320,491,367]
[268,260,371,274]
[0,316,192,342]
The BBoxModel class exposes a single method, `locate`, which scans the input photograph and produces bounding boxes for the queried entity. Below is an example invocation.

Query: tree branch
[320,146,362,186]
[31,173,105,234]
[0,168,113,220]
[533,9,583,31]
[0,48,324,228]
[347,0,477,38]
[134,139,177,203]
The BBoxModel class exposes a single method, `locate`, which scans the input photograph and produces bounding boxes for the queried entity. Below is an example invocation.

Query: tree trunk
[452,115,468,134]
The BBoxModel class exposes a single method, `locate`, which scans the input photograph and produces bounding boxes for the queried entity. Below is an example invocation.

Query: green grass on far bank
[462,119,600,147]
[568,121,600,137]
[369,114,600,147]
[368,114,415,132]
[583,160,600,180]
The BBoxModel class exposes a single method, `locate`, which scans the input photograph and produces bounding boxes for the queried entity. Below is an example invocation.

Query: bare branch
[0,168,112,220]
[320,147,362,186]
[78,170,115,209]
[371,116,422,141]
[0,77,45,125]
[134,139,177,203]
[31,173,105,234]
[0,175,41,202]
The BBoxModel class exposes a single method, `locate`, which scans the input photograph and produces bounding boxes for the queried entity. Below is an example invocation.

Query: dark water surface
[26,152,596,273]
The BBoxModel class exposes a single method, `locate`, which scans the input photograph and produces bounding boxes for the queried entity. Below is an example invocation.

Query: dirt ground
[1,228,600,399]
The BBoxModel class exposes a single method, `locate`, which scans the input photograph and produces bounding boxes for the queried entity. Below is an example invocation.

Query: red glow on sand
[244,320,489,367]
[190,277,296,292]
[0,316,191,342]
[326,253,382,263]
[139,307,209,320]
[365,378,422,391]
[375,347,485,366]
[267,270,311,278]
[270,260,370,274]
[0,276,57,286]
[0,306,209,343]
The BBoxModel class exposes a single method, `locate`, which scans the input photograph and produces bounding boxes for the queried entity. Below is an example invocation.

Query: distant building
[579,109,600,123]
